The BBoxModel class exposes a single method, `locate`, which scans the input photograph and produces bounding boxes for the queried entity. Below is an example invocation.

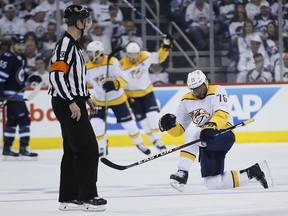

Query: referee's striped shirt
[48,32,90,104]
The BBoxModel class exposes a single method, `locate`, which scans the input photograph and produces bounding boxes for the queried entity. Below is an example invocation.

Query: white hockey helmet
[86,41,104,62]
[187,70,208,89]
[126,42,140,53]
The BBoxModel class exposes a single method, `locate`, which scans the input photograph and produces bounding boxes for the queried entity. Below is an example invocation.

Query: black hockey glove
[28,74,42,87]
[102,80,120,92]
[161,34,174,49]
[199,122,218,147]
[159,113,176,132]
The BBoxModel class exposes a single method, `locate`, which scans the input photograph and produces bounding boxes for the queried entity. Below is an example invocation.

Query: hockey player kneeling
[159,70,273,192]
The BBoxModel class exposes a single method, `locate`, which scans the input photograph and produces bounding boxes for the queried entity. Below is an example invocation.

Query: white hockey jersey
[86,56,128,106]
[166,85,234,137]
[120,48,169,98]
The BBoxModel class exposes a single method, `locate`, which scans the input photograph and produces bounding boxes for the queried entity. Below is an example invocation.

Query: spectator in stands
[247,53,273,82]
[253,1,278,37]
[274,53,288,82]
[149,63,170,85]
[95,4,125,53]
[40,0,66,22]
[39,21,57,66]
[90,22,112,54]
[32,56,49,87]
[119,19,143,57]
[25,5,49,39]
[238,19,258,55]
[0,4,26,42]
[217,0,235,42]
[169,0,192,28]
[24,33,39,75]
[89,0,123,22]
[236,33,270,82]
[18,0,38,21]
[227,3,247,62]
[185,0,216,50]
[79,35,92,62]
[245,0,263,20]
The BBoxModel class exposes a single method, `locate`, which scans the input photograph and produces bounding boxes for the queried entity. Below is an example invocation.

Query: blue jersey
[0,50,27,99]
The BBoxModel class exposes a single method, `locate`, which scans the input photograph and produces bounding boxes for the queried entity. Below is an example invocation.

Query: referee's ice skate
[82,197,107,212]
[170,170,189,192]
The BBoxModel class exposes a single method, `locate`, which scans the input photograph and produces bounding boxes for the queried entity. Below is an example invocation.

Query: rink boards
[16,83,288,149]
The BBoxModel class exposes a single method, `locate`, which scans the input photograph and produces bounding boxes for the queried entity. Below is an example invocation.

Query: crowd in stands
[1,0,288,84]
[169,0,288,82]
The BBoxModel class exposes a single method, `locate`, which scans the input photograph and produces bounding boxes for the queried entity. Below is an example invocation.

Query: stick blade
[100,158,128,170]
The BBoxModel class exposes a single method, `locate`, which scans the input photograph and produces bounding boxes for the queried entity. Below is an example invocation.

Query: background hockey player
[86,41,151,156]
[0,34,41,159]
[158,70,273,192]
[119,35,173,151]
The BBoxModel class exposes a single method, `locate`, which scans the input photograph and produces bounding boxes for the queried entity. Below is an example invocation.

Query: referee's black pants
[52,96,99,202]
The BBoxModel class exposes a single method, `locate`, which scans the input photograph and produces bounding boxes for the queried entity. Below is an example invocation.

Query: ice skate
[240,160,274,189]
[2,146,19,161]
[153,140,167,151]
[170,170,189,192]
[136,144,151,155]
[59,200,83,211]
[82,197,107,212]
[19,146,38,160]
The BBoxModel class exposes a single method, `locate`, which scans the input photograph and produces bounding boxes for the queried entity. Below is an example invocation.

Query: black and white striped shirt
[48,32,90,104]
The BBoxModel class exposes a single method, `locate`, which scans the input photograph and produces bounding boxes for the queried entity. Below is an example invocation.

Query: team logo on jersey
[130,68,144,79]
[94,74,107,85]
[16,67,25,84]
[189,108,211,127]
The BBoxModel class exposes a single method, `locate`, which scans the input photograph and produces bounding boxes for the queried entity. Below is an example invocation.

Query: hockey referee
[48,5,106,212]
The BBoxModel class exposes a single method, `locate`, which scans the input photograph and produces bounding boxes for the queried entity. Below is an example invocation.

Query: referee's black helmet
[64,5,90,26]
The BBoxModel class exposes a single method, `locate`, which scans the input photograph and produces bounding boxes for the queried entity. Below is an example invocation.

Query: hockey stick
[101,118,255,170]
[122,0,164,37]
[104,47,122,132]
[0,83,41,107]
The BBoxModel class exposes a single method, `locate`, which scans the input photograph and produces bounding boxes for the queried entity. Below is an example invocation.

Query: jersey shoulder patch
[181,92,198,101]
[206,85,220,96]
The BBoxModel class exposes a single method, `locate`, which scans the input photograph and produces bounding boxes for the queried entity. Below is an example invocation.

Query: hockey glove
[200,122,218,147]
[159,113,176,132]
[161,34,174,49]
[102,80,120,92]
[28,74,42,87]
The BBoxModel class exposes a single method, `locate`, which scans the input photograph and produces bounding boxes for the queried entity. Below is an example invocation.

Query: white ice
[0,143,287,216]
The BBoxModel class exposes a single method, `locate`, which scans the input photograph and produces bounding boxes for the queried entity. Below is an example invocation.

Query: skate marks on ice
[0,144,288,216]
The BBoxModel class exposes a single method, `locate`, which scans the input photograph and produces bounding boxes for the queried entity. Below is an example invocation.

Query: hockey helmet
[187,70,208,89]
[87,41,104,62]
[64,5,91,26]
[187,70,208,98]
[11,34,25,44]
[126,42,140,53]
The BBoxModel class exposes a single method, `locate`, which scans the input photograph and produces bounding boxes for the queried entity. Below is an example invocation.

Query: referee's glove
[102,80,120,92]
[159,113,176,132]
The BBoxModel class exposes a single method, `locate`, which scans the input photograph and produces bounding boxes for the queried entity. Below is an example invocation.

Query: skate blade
[19,155,38,161]
[170,179,185,192]
[259,160,274,188]
[1,156,20,161]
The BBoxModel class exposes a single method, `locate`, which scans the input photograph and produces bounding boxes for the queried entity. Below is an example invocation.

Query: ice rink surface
[0,143,287,216]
